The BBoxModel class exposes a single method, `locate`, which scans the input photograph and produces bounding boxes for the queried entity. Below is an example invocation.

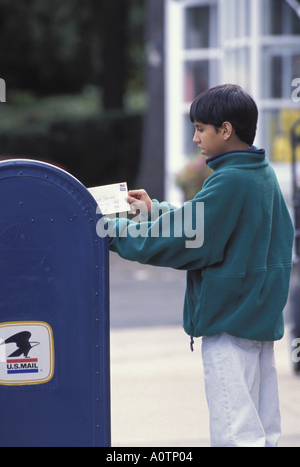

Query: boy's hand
[126,189,154,216]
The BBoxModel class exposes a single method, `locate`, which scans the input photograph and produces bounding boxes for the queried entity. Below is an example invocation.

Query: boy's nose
[193,131,200,143]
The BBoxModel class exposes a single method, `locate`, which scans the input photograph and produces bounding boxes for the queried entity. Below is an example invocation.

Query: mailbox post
[0,160,110,447]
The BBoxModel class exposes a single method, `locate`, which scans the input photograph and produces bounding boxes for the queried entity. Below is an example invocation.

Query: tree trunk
[136,0,165,201]
[102,0,129,110]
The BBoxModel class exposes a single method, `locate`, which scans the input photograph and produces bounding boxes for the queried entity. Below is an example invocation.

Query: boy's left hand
[126,189,154,216]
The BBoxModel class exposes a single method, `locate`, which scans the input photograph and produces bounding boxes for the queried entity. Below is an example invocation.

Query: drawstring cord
[190,335,194,352]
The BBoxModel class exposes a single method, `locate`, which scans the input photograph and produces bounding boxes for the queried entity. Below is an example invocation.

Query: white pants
[202,333,281,447]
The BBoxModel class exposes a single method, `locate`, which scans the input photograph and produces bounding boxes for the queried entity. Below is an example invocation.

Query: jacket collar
[206,147,268,171]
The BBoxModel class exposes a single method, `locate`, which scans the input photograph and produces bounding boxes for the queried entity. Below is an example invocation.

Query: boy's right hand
[126,189,154,216]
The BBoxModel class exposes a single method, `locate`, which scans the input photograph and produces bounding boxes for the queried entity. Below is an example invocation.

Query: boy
[105,84,294,447]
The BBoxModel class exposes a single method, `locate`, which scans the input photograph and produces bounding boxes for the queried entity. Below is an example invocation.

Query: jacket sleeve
[106,171,244,271]
[106,198,210,271]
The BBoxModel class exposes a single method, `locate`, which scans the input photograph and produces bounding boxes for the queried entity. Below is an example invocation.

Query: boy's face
[193,121,227,159]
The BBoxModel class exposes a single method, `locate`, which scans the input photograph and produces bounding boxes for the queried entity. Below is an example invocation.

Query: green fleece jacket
[107,148,294,342]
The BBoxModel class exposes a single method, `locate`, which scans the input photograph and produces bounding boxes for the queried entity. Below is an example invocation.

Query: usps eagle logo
[0,322,54,386]
[0,331,40,375]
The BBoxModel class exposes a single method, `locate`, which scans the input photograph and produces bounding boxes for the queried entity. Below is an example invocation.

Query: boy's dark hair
[190,84,258,146]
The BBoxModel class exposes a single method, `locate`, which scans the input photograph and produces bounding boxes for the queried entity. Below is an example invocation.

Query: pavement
[109,253,300,448]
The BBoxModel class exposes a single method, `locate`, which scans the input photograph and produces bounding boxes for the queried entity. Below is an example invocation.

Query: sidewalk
[110,325,300,447]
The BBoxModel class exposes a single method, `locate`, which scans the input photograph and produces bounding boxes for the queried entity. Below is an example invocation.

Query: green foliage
[0,0,146,100]
[0,99,143,188]
[1,88,102,131]
[126,0,146,94]
[0,0,94,94]
[0,0,146,187]
[176,154,213,201]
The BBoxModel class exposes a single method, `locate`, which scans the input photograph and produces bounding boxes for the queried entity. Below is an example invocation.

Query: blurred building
[165,0,300,203]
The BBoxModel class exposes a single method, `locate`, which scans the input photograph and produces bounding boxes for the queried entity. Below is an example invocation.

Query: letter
[150,204,172,238]
[0,79,6,103]
[134,454,141,465]
[150,212,171,238]
[106,454,112,462]
[173,208,183,237]
[128,216,149,238]
[96,216,109,238]
[292,338,300,363]
[96,205,110,238]
[292,78,300,103]
[184,202,204,249]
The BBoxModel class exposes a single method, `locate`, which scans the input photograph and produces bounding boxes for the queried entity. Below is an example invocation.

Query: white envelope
[88,182,130,215]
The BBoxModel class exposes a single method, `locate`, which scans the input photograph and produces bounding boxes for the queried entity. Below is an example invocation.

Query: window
[183,2,219,153]
[185,6,210,49]
[261,108,300,163]
[183,114,196,156]
[263,49,300,98]
[269,0,300,35]
[166,0,300,203]
[184,61,209,102]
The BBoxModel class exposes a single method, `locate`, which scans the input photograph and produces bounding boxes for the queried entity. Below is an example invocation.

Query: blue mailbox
[0,160,110,447]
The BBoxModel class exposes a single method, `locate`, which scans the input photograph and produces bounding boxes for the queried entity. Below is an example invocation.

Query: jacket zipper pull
[190,335,194,352]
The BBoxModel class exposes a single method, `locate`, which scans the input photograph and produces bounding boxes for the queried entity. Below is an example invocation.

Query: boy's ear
[221,121,234,141]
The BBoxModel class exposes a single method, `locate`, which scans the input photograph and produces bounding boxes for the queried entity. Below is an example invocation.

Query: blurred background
[166,0,300,205]
[0,0,299,205]
[0,0,162,195]
[0,0,300,446]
